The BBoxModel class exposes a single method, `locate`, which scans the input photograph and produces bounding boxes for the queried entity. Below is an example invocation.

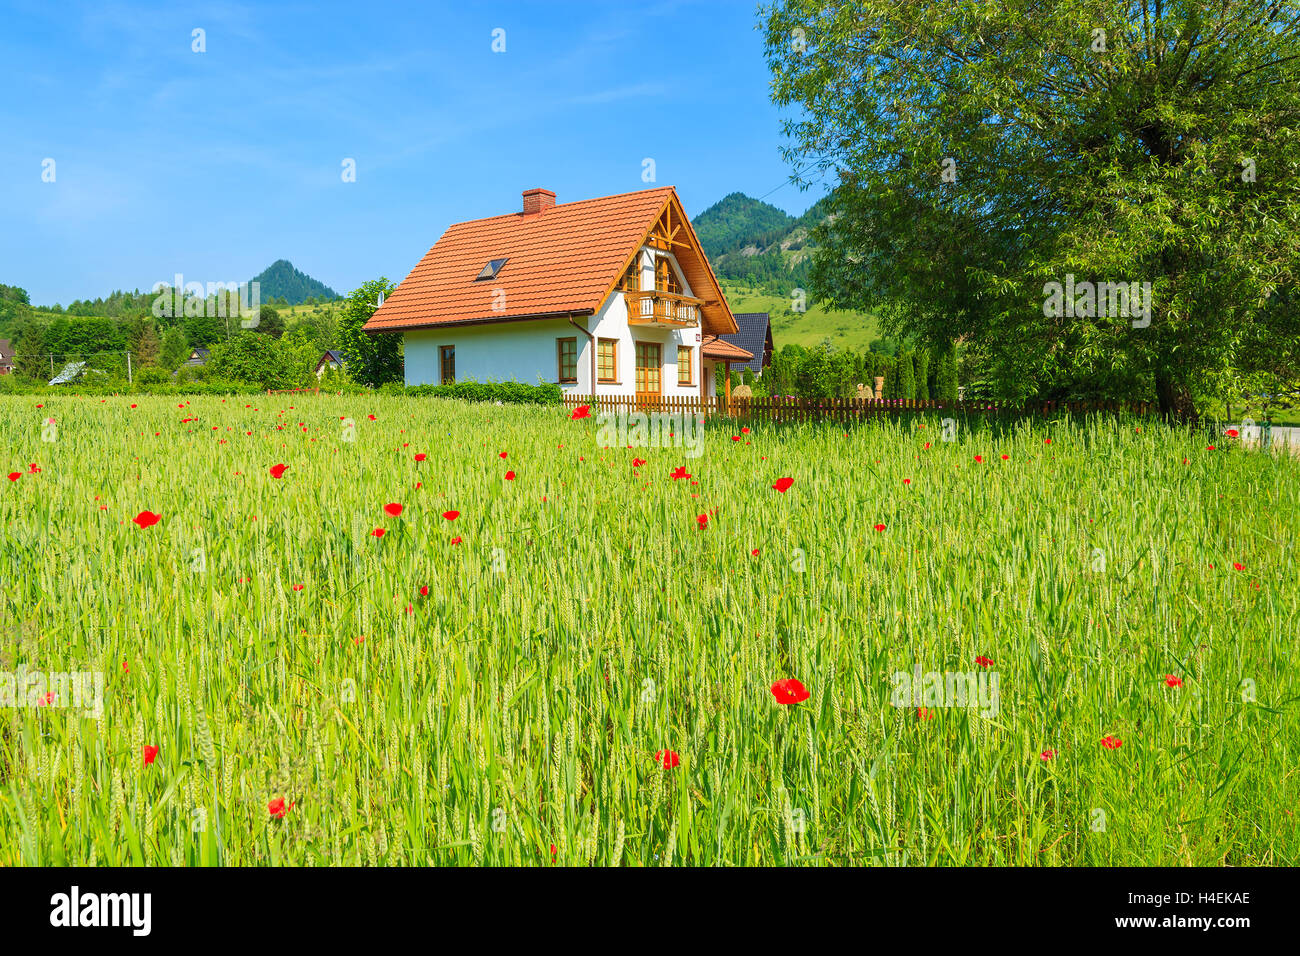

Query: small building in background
[719,312,772,377]
[0,339,14,375]
[314,349,351,377]
[183,347,210,367]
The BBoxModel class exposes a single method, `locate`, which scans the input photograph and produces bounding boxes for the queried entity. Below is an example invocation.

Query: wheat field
[0,394,1295,865]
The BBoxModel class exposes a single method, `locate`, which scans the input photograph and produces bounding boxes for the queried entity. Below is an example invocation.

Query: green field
[1,395,1296,865]
[718,282,879,352]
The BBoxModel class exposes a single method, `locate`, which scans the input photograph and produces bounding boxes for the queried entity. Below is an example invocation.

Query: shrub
[404,381,562,405]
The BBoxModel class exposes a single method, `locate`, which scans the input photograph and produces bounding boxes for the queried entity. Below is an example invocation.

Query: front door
[635,342,661,408]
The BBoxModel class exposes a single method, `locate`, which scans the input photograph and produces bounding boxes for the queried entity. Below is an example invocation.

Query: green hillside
[692,191,875,351]
[719,281,878,352]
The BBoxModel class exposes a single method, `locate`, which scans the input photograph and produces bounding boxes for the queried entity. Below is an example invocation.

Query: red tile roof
[701,335,753,362]
[363,186,736,335]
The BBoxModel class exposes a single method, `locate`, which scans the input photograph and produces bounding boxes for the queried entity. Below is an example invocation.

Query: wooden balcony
[625,290,702,327]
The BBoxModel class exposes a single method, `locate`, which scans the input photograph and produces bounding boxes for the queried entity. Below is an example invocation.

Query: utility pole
[126,350,132,384]
[50,355,54,377]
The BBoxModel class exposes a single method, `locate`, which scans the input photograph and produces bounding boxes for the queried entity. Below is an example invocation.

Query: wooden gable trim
[590,191,738,336]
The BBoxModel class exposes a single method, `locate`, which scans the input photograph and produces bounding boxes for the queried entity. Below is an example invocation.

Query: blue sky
[0,0,823,306]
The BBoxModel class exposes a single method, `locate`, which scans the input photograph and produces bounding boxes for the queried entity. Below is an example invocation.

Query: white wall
[402,279,707,398]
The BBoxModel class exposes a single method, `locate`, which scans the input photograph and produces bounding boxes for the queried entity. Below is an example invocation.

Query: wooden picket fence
[561,394,1156,423]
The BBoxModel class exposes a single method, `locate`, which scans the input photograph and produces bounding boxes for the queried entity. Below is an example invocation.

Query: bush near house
[402,381,562,405]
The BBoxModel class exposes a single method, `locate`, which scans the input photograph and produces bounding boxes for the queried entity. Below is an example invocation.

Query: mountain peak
[250,260,338,304]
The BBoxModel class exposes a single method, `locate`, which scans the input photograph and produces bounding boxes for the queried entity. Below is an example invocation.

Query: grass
[0,395,1296,866]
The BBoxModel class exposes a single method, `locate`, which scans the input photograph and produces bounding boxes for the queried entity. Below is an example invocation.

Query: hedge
[401,381,563,405]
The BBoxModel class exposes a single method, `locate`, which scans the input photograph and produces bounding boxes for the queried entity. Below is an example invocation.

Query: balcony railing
[625,290,702,327]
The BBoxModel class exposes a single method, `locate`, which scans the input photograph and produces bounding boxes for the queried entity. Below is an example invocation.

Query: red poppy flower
[1040,749,1056,760]
[696,514,708,530]
[6,473,18,482]
[122,660,129,673]
[751,548,760,556]
[1101,735,1123,749]
[873,523,886,532]
[923,442,931,450]
[654,750,680,769]
[1164,674,1183,688]
[1233,562,1244,571]
[1225,429,1239,438]
[570,405,591,420]
[132,510,161,528]
[383,502,403,517]
[632,458,646,467]
[771,476,794,493]
[1000,454,1009,460]
[269,464,288,479]
[371,528,386,538]
[419,585,429,597]
[671,466,691,481]
[442,510,459,521]
[1044,438,1052,444]
[367,414,377,421]
[741,427,750,434]
[917,707,935,720]
[450,536,463,545]
[414,453,427,462]
[504,470,515,480]
[974,455,984,463]
[292,584,304,592]
[770,678,810,705]
[903,478,912,485]
[499,452,508,459]
[975,655,994,668]
[268,797,295,818]
[142,745,159,766]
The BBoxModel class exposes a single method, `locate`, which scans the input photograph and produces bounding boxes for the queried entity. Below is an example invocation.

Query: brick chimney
[522,188,556,216]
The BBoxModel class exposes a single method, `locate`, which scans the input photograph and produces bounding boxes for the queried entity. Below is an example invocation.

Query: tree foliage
[763,0,1300,419]
[337,278,402,388]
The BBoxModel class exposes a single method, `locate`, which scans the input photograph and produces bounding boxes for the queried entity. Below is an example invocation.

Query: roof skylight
[475,258,508,281]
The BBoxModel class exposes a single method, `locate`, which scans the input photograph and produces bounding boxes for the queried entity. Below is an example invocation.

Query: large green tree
[763,0,1300,418]
[338,278,401,388]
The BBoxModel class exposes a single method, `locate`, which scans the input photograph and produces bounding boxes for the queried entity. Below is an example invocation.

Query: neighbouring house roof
[183,347,210,366]
[315,349,350,369]
[49,361,88,385]
[701,335,754,363]
[363,186,738,336]
[719,313,772,375]
[0,339,13,364]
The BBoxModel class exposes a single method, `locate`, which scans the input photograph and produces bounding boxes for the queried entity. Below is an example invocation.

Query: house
[363,186,752,402]
[0,339,13,375]
[719,313,773,377]
[314,349,350,377]
[183,347,210,367]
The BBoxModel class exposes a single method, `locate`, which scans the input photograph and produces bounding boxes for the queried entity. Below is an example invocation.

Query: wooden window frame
[677,345,694,387]
[439,345,455,385]
[634,341,662,398]
[620,257,641,293]
[597,338,619,384]
[656,256,682,294]
[557,336,578,384]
